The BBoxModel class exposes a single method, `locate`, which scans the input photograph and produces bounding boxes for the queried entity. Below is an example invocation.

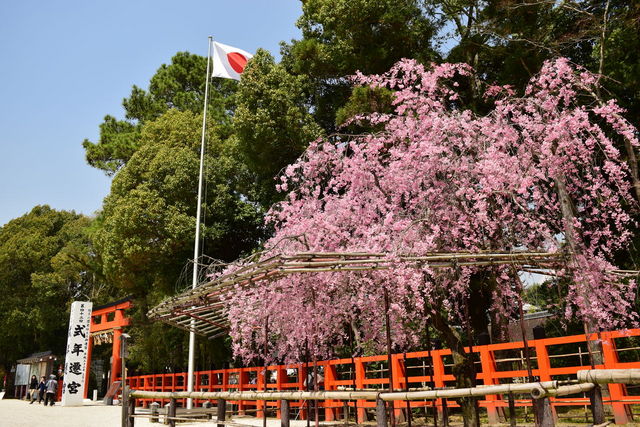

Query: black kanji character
[71,343,83,356]
[67,381,80,394]
[68,362,82,375]
[73,324,86,338]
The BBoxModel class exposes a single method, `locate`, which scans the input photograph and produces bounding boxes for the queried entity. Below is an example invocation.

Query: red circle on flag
[227,52,248,73]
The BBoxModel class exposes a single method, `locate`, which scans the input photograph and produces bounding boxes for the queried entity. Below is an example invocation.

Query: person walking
[44,374,58,406]
[37,376,47,404]
[28,375,38,404]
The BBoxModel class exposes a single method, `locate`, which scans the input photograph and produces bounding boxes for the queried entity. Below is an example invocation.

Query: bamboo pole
[130,381,561,402]
[577,369,640,384]
[531,383,596,399]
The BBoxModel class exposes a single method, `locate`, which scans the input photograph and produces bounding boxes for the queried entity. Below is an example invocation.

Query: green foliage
[335,86,394,131]
[92,109,264,369]
[83,52,238,175]
[0,206,104,371]
[282,0,439,131]
[287,0,438,77]
[95,109,264,296]
[234,49,323,206]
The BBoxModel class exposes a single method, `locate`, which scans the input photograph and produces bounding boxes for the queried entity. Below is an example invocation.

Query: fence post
[479,348,500,425]
[431,350,447,423]
[299,363,308,420]
[324,363,338,421]
[355,358,367,423]
[532,398,554,427]
[121,385,129,427]
[128,396,136,427]
[441,397,449,427]
[276,366,287,419]
[533,340,558,423]
[601,332,631,424]
[281,399,290,427]
[376,398,388,427]
[238,368,248,416]
[508,393,516,427]
[167,398,176,427]
[150,402,160,423]
[391,354,405,421]
[217,398,227,427]
[589,385,605,425]
[257,367,266,419]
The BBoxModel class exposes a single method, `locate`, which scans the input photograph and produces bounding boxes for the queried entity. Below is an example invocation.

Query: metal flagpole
[187,35,213,409]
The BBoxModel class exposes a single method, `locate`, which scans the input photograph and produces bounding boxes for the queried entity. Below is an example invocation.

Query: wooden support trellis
[148,251,567,337]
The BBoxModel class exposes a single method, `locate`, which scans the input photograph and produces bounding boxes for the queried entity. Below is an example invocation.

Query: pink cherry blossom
[222,58,639,364]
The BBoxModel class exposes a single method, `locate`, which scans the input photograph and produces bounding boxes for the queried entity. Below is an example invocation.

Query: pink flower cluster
[225,58,639,364]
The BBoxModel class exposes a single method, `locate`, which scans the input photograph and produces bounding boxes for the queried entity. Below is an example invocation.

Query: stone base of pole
[150,402,160,423]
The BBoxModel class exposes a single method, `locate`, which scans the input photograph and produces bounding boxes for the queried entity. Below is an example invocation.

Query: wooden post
[462,298,480,426]
[313,356,319,427]
[343,400,349,425]
[383,288,396,427]
[150,402,160,423]
[441,398,449,427]
[376,398,388,427]
[281,399,290,427]
[306,342,311,427]
[217,398,227,427]
[264,317,269,427]
[424,321,438,427]
[508,393,516,427]
[532,398,554,427]
[167,398,176,427]
[128,396,136,427]
[533,340,558,425]
[589,385,605,425]
[276,366,286,419]
[402,354,411,427]
[121,385,129,427]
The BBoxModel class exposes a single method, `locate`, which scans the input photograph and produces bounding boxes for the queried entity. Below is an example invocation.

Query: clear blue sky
[0,0,302,226]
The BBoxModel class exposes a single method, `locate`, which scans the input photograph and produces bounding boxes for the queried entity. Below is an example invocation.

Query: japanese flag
[212,41,253,81]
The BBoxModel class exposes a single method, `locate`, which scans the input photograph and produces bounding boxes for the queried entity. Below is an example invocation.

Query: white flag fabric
[212,41,253,81]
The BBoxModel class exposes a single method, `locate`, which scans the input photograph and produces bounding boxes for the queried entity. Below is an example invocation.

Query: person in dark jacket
[28,375,38,403]
[37,376,47,404]
[44,374,58,406]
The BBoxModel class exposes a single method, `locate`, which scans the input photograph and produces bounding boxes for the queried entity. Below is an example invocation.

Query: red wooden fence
[127,329,640,424]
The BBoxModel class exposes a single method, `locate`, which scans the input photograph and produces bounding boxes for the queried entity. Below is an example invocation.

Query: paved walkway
[0,398,337,427]
[0,399,150,427]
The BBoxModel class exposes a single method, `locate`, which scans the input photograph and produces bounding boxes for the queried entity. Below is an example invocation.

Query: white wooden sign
[61,301,92,406]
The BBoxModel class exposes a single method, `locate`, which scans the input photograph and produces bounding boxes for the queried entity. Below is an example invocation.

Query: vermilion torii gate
[84,297,132,398]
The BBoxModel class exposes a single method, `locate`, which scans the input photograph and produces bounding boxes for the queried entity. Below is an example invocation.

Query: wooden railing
[126,328,640,424]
